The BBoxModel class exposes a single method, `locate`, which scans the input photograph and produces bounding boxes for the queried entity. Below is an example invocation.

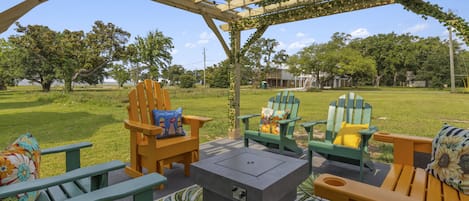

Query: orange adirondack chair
[124,79,212,179]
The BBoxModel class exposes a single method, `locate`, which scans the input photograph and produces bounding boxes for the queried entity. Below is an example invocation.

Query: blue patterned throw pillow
[152,107,185,139]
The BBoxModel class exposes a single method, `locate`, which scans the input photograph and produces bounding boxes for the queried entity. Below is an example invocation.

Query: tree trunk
[0,82,6,90]
[42,81,52,92]
[393,72,398,86]
[64,78,73,93]
[375,74,382,87]
[315,70,320,88]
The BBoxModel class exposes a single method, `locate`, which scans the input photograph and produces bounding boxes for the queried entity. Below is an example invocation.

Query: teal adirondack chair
[0,142,166,201]
[239,91,303,155]
[301,92,377,180]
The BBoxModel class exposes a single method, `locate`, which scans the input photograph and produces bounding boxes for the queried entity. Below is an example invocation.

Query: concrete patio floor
[108,138,393,200]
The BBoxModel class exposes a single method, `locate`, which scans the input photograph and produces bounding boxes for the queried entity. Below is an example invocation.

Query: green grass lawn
[1,85,468,177]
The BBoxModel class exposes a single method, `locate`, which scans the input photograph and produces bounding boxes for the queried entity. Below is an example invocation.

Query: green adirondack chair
[301,92,377,180]
[239,91,303,155]
[0,142,166,201]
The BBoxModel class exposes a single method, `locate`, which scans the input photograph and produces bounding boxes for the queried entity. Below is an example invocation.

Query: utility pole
[203,48,206,87]
[449,26,456,93]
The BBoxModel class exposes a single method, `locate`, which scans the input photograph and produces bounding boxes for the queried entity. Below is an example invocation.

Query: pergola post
[228,26,241,139]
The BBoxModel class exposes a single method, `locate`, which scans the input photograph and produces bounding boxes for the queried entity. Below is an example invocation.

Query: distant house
[265,66,351,89]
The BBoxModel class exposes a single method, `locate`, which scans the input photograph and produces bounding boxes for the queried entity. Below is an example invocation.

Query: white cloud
[287,38,315,50]
[277,41,287,50]
[296,32,305,37]
[170,49,179,55]
[185,42,196,48]
[350,28,370,38]
[404,23,428,34]
[197,31,214,45]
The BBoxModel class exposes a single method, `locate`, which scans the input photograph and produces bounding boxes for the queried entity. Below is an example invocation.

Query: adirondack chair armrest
[358,126,378,136]
[314,173,414,201]
[301,120,327,128]
[238,114,260,120]
[41,142,93,172]
[373,132,433,166]
[0,160,125,198]
[124,120,163,136]
[182,115,213,127]
[278,116,301,125]
[301,120,327,141]
[238,114,261,130]
[41,142,92,155]
[65,173,167,201]
[358,126,378,148]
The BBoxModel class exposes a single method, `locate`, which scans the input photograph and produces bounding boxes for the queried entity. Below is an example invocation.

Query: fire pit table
[190,148,308,201]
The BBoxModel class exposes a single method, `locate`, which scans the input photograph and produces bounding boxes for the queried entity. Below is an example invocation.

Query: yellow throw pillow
[333,123,369,148]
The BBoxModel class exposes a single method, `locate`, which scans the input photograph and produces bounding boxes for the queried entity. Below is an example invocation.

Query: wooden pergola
[153,0,398,139]
[1,0,465,139]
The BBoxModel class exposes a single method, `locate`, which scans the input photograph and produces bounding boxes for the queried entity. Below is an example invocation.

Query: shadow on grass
[0,111,119,144]
[0,100,51,110]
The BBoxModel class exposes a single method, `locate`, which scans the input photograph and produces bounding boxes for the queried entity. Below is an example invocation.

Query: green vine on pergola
[244,0,469,46]
[398,0,469,46]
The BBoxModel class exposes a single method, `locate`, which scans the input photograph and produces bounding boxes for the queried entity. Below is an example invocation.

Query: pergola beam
[152,0,239,22]
[202,15,231,57]
[0,0,47,33]
[216,0,264,12]
[221,0,396,31]
[237,0,311,18]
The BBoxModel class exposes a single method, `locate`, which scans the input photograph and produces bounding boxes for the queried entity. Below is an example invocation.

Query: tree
[9,24,59,92]
[0,39,24,90]
[55,29,85,92]
[288,32,376,88]
[179,73,196,88]
[335,47,376,86]
[161,64,185,85]
[350,33,400,87]
[73,21,130,88]
[207,61,230,88]
[287,43,324,88]
[271,49,289,87]
[244,38,279,88]
[109,63,130,87]
[414,37,453,88]
[133,30,173,80]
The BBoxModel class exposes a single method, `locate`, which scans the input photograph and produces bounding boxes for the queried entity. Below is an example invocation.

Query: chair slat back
[325,92,373,142]
[267,91,300,137]
[128,80,171,125]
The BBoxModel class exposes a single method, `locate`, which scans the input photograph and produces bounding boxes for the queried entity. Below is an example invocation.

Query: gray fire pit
[190,148,308,201]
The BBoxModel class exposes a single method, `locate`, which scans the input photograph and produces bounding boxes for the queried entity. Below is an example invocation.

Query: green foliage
[133,30,173,80]
[9,24,59,92]
[7,21,130,92]
[244,38,280,87]
[398,0,469,46]
[0,39,22,90]
[162,64,185,86]
[179,73,196,88]
[255,0,289,6]
[76,21,130,87]
[109,64,130,87]
[288,33,376,88]
[207,62,230,88]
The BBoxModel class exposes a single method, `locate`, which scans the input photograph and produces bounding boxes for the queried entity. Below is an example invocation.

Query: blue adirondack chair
[239,91,303,155]
[301,92,377,180]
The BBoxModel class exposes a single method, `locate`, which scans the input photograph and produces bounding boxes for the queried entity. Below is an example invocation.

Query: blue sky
[1,0,468,71]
